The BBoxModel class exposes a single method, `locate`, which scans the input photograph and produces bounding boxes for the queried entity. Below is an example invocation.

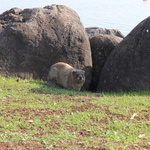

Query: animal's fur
[48,62,85,91]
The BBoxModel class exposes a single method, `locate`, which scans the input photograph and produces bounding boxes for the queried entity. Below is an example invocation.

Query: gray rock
[89,34,123,91]
[0,5,92,90]
[98,17,150,91]
[86,27,125,38]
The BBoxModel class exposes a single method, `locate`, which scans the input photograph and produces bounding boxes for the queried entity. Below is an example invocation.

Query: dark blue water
[0,0,150,35]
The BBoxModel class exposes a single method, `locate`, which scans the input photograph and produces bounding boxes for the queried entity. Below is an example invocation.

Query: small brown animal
[48,62,85,91]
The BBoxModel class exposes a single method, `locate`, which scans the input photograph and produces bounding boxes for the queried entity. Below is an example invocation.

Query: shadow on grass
[29,80,150,97]
[30,80,94,96]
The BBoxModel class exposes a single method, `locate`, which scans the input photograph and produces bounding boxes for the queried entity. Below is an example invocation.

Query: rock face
[86,27,125,39]
[98,17,150,91]
[0,5,92,90]
[90,34,123,91]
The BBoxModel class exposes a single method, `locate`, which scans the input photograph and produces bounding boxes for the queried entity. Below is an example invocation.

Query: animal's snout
[79,76,82,80]
[78,75,84,80]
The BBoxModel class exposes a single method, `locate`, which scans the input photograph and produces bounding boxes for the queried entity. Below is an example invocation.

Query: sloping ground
[0,76,150,149]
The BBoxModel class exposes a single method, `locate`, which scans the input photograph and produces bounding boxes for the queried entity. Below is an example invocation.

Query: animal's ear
[72,70,77,76]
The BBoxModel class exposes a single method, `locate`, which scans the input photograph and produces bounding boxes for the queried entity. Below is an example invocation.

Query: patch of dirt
[135,110,150,121]
[4,108,64,120]
[0,141,44,150]
[71,103,99,112]
[53,138,107,150]
[101,106,128,121]
[78,129,93,137]
[101,106,149,121]
[49,122,62,130]
[135,114,149,121]
[128,144,150,150]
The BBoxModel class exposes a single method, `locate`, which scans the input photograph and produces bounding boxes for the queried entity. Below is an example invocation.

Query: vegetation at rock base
[0,75,150,149]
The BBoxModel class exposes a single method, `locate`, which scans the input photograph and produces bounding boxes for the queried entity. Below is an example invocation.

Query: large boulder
[86,27,125,39]
[0,5,92,90]
[90,34,123,91]
[98,17,150,91]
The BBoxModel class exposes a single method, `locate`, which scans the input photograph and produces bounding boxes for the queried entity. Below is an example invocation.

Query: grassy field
[0,75,150,150]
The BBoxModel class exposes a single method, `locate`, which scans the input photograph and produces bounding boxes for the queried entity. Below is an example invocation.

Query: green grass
[0,75,150,149]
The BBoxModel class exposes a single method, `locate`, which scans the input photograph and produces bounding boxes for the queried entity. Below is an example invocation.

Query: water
[0,0,150,35]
